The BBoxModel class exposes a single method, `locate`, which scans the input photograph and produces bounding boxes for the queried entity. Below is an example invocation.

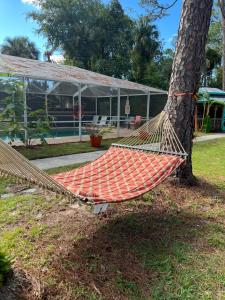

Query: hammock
[0,111,187,205]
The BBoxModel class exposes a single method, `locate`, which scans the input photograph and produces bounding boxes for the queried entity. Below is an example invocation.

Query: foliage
[24,109,53,147]
[131,17,161,82]
[28,0,173,87]
[202,115,211,133]
[29,0,133,78]
[139,0,179,20]
[0,78,52,147]
[90,0,134,78]
[199,92,214,132]
[85,125,113,137]
[1,36,39,60]
[202,2,223,88]
[29,0,105,69]
[207,6,222,56]
[0,79,25,144]
[0,252,11,287]
[141,48,174,90]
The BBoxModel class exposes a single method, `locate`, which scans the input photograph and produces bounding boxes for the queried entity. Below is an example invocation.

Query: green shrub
[203,115,211,133]
[0,252,11,287]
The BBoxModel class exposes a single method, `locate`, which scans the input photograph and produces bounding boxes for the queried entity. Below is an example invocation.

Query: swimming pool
[0,128,88,142]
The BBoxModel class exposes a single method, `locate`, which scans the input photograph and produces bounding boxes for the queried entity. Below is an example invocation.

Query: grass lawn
[193,138,225,189]
[15,138,120,160]
[0,138,225,299]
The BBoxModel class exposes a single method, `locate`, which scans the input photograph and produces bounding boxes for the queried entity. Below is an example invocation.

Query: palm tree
[1,36,39,60]
[131,17,161,82]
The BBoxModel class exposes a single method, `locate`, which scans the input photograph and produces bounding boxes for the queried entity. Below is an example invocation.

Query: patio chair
[97,116,108,126]
[83,115,100,128]
[129,115,142,129]
[92,115,99,125]
[110,116,118,126]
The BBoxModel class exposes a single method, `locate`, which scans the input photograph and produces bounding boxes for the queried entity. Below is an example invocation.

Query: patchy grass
[0,178,13,195]
[15,138,120,160]
[0,139,225,299]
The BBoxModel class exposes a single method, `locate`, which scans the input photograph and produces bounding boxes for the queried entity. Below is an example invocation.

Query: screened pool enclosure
[0,54,167,141]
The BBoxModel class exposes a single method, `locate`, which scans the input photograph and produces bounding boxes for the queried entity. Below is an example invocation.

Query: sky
[0,0,182,59]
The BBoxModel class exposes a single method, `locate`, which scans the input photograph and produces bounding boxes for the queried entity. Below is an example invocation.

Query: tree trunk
[218,0,225,90]
[167,0,213,184]
[222,18,225,90]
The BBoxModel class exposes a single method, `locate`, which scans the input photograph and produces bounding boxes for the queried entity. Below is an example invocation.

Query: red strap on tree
[169,92,197,99]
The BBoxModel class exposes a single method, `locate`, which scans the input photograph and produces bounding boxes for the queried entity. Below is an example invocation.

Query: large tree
[198,3,223,88]
[90,0,133,78]
[140,0,213,183]
[167,0,213,183]
[29,0,133,77]
[1,36,39,60]
[142,48,174,90]
[29,0,104,69]
[131,17,161,82]
[218,0,225,89]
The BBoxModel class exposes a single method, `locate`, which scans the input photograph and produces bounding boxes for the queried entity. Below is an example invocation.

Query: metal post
[72,95,75,130]
[146,92,151,121]
[45,94,48,116]
[117,88,121,137]
[95,97,98,115]
[23,77,28,142]
[109,97,112,124]
[222,106,225,131]
[78,84,82,141]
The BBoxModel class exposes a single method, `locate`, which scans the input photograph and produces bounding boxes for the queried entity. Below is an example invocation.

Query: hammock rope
[0,111,187,204]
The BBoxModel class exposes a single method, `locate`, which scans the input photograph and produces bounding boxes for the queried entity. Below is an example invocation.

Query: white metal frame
[1,74,168,142]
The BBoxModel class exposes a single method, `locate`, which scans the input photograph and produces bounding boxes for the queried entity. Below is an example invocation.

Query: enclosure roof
[198,96,225,106]
[0,54,166,94]
[199,87,225,95]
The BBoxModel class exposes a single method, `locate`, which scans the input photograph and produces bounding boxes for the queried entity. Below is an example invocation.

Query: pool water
[0,128,88,142]
[48,128,88,138]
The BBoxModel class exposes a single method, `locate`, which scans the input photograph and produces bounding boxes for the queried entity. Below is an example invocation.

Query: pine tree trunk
[219,0,225,90]
[222,17,225,90]
[167,0,213,184]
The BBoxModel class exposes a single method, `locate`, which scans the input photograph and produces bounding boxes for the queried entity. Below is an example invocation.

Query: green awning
[198,97,225,106]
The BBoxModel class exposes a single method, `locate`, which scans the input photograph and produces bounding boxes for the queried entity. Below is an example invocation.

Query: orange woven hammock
[53,146,184,204]
[0,111,187,205]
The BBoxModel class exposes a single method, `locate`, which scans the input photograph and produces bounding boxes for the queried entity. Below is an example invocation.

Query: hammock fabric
[52,146,184,204]
[0,111,187,205]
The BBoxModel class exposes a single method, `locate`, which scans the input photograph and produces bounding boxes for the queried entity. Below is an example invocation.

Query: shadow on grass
[52,209,210,299]
[169,176,225,202]
[0,251,11,287]
[196,178,225,200]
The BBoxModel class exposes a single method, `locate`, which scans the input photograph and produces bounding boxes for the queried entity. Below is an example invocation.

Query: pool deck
[9,128,131,146]
[31,133,225,170]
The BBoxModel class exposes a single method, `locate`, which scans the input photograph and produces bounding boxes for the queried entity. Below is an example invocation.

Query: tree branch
[218,0,225,20]
[140,0,179,19]
[151,0,178,11]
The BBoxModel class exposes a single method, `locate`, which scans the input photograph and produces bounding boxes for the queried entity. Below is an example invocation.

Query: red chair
[129,115,142,129]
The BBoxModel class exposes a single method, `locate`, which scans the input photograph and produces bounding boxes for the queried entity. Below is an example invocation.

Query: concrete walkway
[31,134,225,170]
[32,151,106,170]
[194,133,225,142]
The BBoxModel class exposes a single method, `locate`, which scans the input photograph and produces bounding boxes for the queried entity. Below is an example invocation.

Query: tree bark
[218,0,225,90]
[167,0,213,184]
[222,17,225,90]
